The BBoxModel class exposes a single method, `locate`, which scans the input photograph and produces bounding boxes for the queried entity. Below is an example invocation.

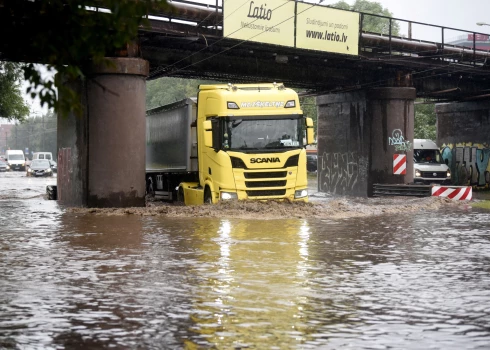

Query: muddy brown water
[1,171,490,349]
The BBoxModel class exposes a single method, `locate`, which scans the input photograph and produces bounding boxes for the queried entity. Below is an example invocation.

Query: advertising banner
[296,3,359,55]
[223,0,295,47]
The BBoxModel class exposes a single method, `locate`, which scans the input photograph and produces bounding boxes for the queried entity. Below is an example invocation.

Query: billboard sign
[295,3,359,55]
[223,0,295,47]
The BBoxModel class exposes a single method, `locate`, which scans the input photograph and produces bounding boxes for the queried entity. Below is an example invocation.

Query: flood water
[1,171,490,349]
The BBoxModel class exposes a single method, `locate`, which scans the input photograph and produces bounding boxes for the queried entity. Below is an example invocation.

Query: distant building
[0,124,14,154]
[448,33,490,50]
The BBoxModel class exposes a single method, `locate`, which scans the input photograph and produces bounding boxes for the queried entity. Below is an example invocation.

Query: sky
[10,0,490,122]
[318,0,490,41]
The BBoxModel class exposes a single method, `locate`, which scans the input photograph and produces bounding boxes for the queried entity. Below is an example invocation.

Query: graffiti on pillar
[319,152,363,194]
[388,129,412,152]
[441,143,490,188]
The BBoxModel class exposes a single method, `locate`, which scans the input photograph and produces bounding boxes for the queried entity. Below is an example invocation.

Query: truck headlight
[415,170,421,177]
[6,165,9,170]
[294,189,308,198]
[447,169,451,178]
[220,192,238,200]
[28,168,32,172]
[46,168,52,173]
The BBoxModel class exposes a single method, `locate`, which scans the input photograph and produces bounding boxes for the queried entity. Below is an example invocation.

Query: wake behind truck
[146,83,315,205]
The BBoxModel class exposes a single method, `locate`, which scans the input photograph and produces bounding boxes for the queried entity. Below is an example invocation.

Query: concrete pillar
[436,101,490,188]
[316,87,415,197]
[57,57,149,207]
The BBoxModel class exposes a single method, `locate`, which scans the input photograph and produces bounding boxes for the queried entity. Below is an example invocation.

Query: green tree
[331,0,400,35]
[147,77,220,110]
[9,111,57,157]
[0,0,170,119]
[414,102,436,140]
[0,62,29,122]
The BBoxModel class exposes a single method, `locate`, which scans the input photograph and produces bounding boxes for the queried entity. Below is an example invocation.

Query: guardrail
[373,184,432,197]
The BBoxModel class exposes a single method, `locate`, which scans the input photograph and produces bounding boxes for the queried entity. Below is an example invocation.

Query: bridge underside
[1,1,490,101]
[139,19,490,102]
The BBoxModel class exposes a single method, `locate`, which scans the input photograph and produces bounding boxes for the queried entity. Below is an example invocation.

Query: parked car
[26,159,54,177]
[0,159,10,172]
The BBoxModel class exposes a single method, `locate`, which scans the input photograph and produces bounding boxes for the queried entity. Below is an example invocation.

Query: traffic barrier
[373,184,431,197]
[431,186,472,200]
[393,154,406,175]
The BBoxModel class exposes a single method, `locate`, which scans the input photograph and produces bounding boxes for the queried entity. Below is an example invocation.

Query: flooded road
[1,171,490,349]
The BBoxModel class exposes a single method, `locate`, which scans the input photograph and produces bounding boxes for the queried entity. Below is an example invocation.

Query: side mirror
[305,117,315,145]
[203,120,213,148]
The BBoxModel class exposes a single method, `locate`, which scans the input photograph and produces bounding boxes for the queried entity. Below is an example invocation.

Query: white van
[32,152,53,161]
[5,149,26,171]
[413,139,451,185]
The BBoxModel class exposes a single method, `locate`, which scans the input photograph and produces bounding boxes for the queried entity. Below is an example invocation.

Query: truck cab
[413,139,451,185]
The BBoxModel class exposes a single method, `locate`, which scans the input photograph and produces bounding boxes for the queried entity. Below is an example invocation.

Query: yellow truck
[145,83,315,205]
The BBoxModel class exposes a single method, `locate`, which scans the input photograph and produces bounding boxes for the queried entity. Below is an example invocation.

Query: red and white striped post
[393,154,406,175]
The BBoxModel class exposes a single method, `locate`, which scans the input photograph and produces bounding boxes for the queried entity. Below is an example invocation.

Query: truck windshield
[221,116,304,151]
[414,149,443,164]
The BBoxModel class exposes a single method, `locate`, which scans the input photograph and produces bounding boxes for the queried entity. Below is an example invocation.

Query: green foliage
[0,62,30,121]
[472,200,490,209]
[7,111,57,157]
[2,0,169,119]
[299,95,317,140]
[414,102,436,140]
[331,0,400,35]
[146,77,221,109]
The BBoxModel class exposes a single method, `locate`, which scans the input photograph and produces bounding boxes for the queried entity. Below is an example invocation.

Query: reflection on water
[186,220,315,349]
[1,172,490,349]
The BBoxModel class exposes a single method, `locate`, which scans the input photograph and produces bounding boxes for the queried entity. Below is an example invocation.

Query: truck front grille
[246,189,286,197]
[245,180,287,188]
[244,171,287,179]
[230,155,298,169]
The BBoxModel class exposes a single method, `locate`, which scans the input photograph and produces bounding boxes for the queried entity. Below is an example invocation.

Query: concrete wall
[57,78,88,206]
[316,91,370,196]
[437,101,490,188]
[57,58,149,207]
[316,87,415,197]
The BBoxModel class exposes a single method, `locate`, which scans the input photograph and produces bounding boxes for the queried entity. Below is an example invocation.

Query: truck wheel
[204,187,212,204]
